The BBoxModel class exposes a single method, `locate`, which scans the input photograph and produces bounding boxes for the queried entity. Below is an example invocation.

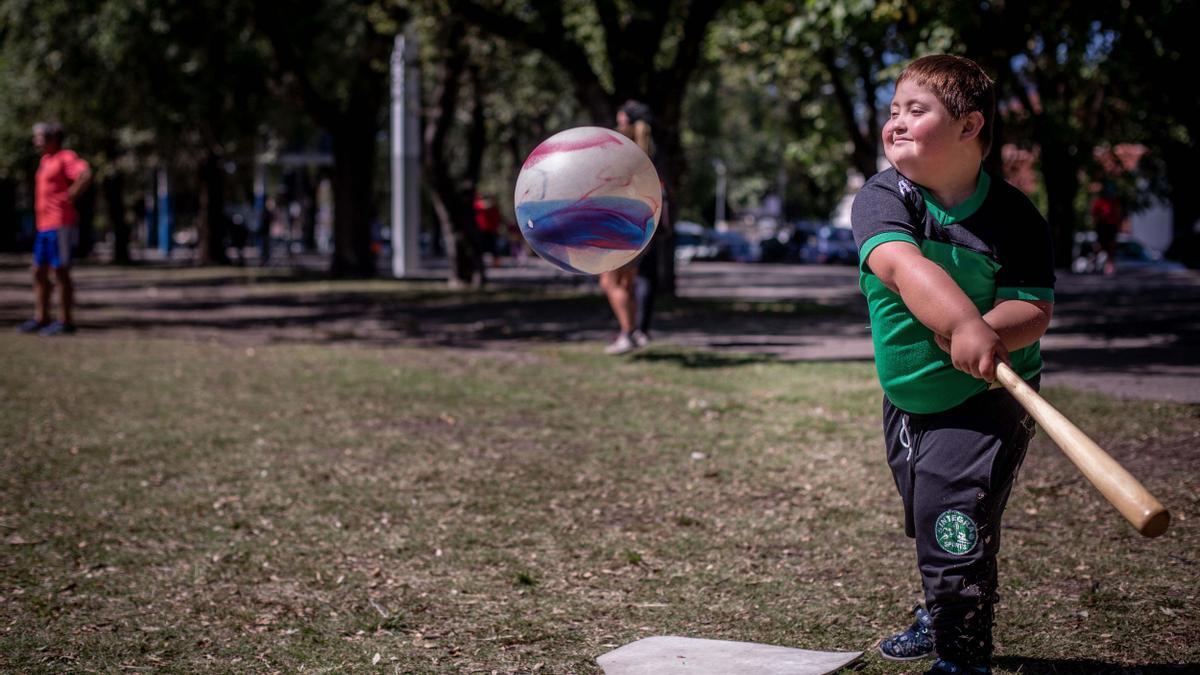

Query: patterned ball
[514,126,661,275]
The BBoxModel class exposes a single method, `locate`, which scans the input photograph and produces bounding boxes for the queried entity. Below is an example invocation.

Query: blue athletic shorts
[33,229,75,269]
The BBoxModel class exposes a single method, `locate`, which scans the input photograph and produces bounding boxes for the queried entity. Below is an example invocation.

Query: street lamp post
[713,159,727,227]
[391,30,421,278]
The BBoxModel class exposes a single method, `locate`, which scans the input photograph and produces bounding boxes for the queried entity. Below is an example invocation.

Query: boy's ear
[960,111,984,142]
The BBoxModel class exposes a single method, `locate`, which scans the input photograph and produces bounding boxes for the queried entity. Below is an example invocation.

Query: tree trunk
[429,186,484,287]
[102,171,131,264]
[1164,142,1200,267]
[651,119,684,296]
[423,18,485,287]
[0,178,17,252]
[450,0,727,296]
[1039,141,1081,268]
[329,118,377,278]
[198,150,230,264]
[820,48,879,180]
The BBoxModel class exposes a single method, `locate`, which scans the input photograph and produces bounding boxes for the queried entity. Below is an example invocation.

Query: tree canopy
[1,0,1196,273]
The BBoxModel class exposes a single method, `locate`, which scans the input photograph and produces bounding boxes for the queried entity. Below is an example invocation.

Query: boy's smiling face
[883,79,978,184]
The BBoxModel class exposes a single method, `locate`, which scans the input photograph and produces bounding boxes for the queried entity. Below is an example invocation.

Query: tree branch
[658,0,724,107]
[451,0,611,122]
[819,47,874,177]
[254,9,338,126]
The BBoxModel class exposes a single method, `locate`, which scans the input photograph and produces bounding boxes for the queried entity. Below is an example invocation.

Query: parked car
[674,221,721,263]
[801,225,858,265]
[1071,232,1185,274]
[712,229,760,262]
[759,220,823,263]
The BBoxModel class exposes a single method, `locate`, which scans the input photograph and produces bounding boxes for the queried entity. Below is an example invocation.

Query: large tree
[710,0,914,222]
[420,11,488,286]
[416,1,585,287]
[913,1,1126,267]
[451,0,728,294]
[145,0,272,264]
[257,0,409,277]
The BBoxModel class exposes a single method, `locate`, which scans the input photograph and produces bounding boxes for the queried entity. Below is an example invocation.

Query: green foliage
[693,0,905,222]
[1,0,1194,247]
[0,0,271,172]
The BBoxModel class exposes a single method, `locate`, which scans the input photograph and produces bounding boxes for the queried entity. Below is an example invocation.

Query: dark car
[802,225,858,265]
[760,220,823,263]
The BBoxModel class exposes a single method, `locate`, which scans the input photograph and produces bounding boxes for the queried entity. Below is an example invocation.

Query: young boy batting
[851,55,1056,674]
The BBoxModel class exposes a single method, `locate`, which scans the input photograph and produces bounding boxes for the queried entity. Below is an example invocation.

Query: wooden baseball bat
[995,362,1170,538]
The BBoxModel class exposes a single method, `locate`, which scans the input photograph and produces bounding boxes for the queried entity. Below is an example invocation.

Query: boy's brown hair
[896,54,996,158]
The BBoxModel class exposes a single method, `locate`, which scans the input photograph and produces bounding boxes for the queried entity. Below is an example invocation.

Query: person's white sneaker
[604,333,638,355]
[631,330,650,348]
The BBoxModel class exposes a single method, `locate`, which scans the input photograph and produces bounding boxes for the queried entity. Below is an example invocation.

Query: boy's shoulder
[857,168,923,208]
[853,168,926,226]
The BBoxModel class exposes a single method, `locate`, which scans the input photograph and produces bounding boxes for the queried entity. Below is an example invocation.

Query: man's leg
[29,231,54,326]
[34,265,51,324]
[55,267,74,327]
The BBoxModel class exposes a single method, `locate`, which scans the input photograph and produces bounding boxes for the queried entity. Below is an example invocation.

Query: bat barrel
[995,363,1171,538]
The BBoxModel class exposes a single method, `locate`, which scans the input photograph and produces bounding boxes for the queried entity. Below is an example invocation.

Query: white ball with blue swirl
[514,126,661,275]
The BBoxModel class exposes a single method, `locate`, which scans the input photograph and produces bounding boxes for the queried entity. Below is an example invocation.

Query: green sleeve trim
[996,286,1055,302]
[859,231,918,273]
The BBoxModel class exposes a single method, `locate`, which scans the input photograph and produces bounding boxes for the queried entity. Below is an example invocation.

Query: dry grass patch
[1,334,1196,673]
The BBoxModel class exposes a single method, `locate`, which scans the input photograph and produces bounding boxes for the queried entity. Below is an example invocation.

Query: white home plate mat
[597,635,862,674]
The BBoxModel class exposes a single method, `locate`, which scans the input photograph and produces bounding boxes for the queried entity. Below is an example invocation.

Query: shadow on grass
[994,656,1200,674]
[631,349,778,369]
[2,259,870,356]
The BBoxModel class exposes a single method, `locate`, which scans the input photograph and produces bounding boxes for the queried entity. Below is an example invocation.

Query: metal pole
[156,167,171,256]
[145,170,157,249]
[713,159,727,226]
[391,30,421,278]
[253,162,268,264]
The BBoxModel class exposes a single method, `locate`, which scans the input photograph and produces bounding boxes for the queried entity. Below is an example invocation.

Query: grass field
[1,331,1196,673]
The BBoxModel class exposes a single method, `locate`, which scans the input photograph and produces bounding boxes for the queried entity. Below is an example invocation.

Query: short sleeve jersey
[851,168,1056,414]
[35,149,89,231]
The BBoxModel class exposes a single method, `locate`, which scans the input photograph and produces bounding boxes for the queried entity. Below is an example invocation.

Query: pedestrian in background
[18,121,91,336]
[600,100,663,355]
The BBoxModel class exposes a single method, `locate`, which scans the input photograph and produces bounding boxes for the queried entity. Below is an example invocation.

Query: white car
[674,221,721,263]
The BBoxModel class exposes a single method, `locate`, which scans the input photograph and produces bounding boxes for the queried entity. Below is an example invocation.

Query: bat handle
[994,362,1171,538]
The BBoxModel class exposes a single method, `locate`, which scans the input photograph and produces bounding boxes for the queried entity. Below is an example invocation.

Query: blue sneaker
[17,318,48,333]
[879,605,934,661]
[925,658,991,674]
[38,321,76,337]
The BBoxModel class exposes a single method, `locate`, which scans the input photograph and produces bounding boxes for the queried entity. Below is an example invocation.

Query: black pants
[883,381,1037,664]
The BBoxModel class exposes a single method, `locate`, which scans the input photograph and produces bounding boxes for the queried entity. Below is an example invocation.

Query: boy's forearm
[888,256,985,338]
[982,300,1052,351]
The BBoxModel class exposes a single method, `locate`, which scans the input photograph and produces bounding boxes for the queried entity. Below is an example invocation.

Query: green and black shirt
[851,168,1056,414]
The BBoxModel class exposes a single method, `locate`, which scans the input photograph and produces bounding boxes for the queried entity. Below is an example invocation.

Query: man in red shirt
[19,122,91,336]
